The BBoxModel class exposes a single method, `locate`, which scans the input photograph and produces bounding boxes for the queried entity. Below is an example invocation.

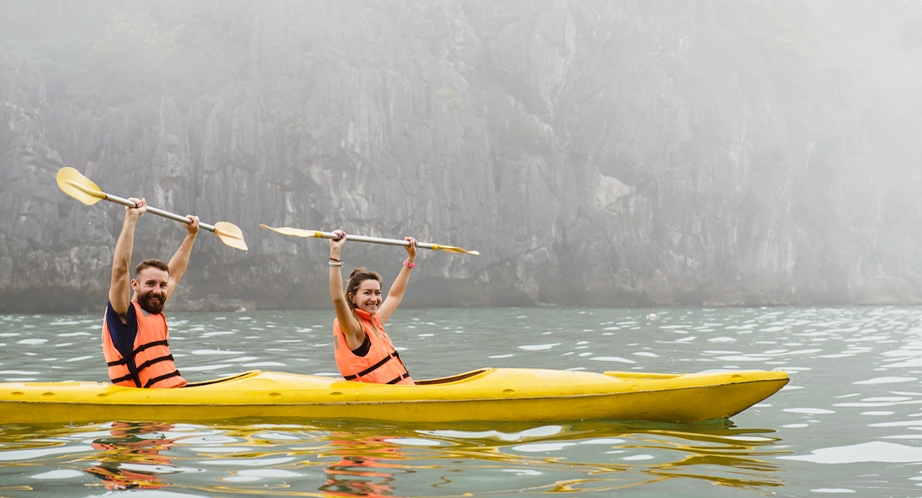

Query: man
[102,197,199,388]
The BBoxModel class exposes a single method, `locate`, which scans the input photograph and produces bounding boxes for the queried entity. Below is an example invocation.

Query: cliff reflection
[621,427,786,491]
[414,421,786,493]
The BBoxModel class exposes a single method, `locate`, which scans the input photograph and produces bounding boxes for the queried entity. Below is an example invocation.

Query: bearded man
[102,197,199,388]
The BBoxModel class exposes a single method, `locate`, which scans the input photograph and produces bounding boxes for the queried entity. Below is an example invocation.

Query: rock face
[2,1,922,313]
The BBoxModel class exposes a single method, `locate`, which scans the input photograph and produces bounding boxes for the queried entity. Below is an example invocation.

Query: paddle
[56,167,248,251]
[259,224,480,256]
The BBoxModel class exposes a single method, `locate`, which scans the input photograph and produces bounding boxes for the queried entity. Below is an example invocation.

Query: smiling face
[132,266,170,314]
[349,278,383,315]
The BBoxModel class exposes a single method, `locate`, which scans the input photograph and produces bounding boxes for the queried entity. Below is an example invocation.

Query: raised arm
[329,230,363,349]
[109,198,145,317]
[377,236,417,324]
[165,215,199,301]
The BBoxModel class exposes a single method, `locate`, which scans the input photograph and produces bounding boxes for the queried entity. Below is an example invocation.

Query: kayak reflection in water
[319,435,402,497]
[328,229,416,385]
[85,422,176,490]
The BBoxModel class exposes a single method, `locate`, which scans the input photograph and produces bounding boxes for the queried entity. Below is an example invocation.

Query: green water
[2,306,921,496]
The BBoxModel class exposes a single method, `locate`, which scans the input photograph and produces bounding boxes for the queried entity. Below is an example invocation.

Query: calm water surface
[1,306,922,497]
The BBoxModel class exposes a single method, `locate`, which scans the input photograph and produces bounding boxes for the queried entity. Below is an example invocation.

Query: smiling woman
[327,229,418,386]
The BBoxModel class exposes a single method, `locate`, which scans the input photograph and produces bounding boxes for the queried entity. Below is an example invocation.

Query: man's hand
[126,197,147,219]
[184,215,200,236]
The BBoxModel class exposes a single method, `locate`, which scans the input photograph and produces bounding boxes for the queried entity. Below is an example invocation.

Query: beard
[137,291,166,314]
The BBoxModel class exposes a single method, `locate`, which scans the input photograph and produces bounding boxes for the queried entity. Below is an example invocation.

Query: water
[1,306,921,496]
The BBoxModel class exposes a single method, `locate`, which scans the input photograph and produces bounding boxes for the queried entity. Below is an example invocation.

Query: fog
[2,0,921,312]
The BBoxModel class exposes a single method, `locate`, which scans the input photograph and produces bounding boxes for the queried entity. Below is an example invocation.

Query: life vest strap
[143,370,183,388]
[109,353,177,386]
[109,372,139,385]
[343,351,404,381]
[106,340,170,367]
[134,354,176,373]
[386,372,412,384]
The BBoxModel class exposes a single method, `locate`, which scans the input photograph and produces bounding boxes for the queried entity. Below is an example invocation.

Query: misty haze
[2,0,922,313]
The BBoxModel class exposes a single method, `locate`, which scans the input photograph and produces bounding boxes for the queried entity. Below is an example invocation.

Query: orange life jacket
[102,302,187,388]
[334,309,413,385]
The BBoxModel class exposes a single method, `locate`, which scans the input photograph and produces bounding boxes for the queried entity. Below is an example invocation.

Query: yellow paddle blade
[431,244,480,256]
[259,224,322,238]
[56,167,106,205]
[213,222,249,251]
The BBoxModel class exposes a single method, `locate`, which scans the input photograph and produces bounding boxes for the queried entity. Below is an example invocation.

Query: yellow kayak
[0,368,788,425]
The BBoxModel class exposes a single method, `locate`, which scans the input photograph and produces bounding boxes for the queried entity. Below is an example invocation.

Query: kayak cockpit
[415,368,493,385]
[182,368,495,388]
[185,370,261,387]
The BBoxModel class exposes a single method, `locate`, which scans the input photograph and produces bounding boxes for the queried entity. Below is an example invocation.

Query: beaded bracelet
[329,260,343,267]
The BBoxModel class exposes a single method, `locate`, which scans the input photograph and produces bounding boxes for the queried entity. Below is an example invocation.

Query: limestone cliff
[2,0,921,312]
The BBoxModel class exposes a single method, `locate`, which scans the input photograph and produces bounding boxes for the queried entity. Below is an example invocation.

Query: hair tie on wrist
[403,260,415,268]
[329,257,341,262]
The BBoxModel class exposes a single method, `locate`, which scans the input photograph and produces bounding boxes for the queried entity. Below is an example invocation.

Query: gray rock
[2,1,922,312]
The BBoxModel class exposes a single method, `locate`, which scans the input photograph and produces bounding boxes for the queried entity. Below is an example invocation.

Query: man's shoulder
[105,300,138,336]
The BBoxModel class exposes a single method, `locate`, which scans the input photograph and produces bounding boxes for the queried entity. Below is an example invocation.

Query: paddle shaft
[258,224,478,255]
[104,192,218,233]
[313,230,436,250]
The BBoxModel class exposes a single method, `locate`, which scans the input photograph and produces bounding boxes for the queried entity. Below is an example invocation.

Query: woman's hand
[404,236,417,261]
[330,229,347,259]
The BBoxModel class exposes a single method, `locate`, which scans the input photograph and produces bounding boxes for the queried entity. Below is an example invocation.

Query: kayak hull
[0,368,788,425]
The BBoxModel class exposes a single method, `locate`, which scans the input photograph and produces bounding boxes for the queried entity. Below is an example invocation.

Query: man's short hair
[135,259,170,278]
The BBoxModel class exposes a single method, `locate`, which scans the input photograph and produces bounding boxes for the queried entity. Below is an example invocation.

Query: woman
[328,229,417,385]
